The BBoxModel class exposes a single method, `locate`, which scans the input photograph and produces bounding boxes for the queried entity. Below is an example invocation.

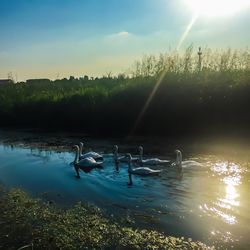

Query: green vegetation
[0,47,249,135]
[0,187,212,249]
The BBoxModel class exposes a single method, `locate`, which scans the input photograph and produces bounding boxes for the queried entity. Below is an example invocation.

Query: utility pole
[198,47,202,72]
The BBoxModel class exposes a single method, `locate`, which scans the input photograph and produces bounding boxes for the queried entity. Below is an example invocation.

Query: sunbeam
[177,13,198,50]
[129,70,166,136]
[129,13,198,136]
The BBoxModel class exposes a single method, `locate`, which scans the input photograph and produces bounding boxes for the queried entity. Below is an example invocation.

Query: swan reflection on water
[127,168,184,186]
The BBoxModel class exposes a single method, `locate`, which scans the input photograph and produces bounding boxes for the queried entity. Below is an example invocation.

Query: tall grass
[131,46,249,76]
[0,47,249,136]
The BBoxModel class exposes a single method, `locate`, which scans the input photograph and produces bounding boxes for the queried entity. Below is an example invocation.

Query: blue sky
[0,0,249,81]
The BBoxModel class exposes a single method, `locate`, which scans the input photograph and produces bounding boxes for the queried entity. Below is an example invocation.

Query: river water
[0,139,249,249]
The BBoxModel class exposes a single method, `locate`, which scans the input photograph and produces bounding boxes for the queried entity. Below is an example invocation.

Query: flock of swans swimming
[72,142,190,179]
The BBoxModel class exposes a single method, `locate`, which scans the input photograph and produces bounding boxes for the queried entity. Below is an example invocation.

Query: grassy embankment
[0,187,212,250]
[0,47,249,136]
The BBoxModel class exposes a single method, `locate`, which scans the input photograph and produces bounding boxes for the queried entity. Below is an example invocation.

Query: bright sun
[185,0,249,17]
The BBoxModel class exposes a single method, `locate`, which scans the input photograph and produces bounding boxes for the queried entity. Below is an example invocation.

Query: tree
[69,76,75,81]
[7,72,15,83]
[83,75,89,81]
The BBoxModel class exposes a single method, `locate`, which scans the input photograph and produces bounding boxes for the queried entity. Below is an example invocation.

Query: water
[0,142,250,249]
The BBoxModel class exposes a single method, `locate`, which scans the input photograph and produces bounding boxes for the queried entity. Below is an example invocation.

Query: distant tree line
[0,47,249,136]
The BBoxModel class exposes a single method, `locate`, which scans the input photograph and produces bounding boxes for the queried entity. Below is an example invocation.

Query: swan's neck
[176,153,182,167]
[139,149,143,161]
[114,150,118,163]
[80,144,83,155]
[128,174,133,185]
[128,160,132,172]
[74,147,79,164]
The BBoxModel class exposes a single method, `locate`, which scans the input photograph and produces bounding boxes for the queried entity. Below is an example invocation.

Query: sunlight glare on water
[200,162,242,226]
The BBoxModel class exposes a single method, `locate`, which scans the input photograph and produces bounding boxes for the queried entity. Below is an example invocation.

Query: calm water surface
[0,143,250,249]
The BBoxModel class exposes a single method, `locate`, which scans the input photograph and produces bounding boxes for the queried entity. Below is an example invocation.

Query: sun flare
[185,0,249,17]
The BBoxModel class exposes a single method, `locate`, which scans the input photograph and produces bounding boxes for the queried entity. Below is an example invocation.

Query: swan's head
[79,142,84,147]
[126,153,132,161]
[113,145,118,153]
[175,150,181,155]
[175,150,182,166]
[138,146,143,154]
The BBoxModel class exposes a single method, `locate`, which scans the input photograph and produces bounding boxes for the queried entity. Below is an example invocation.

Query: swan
[113,145,138,164]
[126,153,162,176]
[79,142,103,161]
[137,146,170,166]
[172,150,182,169]
[73,145,103,177]
[172,150,202,169]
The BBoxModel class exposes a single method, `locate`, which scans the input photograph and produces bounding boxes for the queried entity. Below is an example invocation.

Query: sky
[0,0,249,81]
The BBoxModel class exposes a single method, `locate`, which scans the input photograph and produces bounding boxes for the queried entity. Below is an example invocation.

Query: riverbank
[0,187,212,250]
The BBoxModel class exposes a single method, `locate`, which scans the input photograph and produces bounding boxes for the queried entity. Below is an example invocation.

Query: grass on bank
[0,187,212,250]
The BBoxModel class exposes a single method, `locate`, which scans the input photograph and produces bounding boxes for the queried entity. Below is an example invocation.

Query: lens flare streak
[130,11,199,135]
[177,13,198,50]
[130,71,166,136]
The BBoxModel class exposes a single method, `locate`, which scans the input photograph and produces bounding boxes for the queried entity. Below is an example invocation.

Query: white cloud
[106,31,133,41]
[115,31,131,37]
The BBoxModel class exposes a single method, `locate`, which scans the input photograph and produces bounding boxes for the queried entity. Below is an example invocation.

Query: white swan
[113,145,138,164]
[138,146,170,166]
[73,145,103,177]
[79,142,103,161]
[172,150,202,169]
[126,153,162,176]
[172,150,182,169]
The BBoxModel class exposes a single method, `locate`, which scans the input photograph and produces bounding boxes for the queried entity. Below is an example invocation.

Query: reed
[0,47,249,136]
